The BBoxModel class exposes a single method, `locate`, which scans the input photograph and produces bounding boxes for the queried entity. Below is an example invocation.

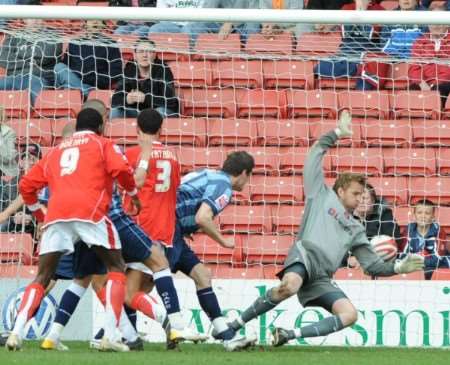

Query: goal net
[0,5,450,347]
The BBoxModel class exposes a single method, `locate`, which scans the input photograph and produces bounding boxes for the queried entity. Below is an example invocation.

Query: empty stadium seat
[110,34,138,60]
[272,205,304,234]
[0,265,37,279]
[149,33,190,61]
[383,148,436,176]
[391,91,441,120]
[296,32,342,56]
[34,90,82,118]
[436,148,450,175]
[8,118,53,146]
[444,95,450,119]
[213,60,263,88]
[175,147,227,173]
[219,205,273,234]
[367,176,408,205]
[257,119,310,147]
[160,117,207,146]
[246,32,293,55]
[287,90,337,119]
[262,60,314,89]
[244,234,292,264]
[0,90,30,118]
[207,264,265,279]
[207,118,258,146]
[393,206,413,227]
[190,233,243,264]
[180,88,236,118]
[436,207,450,231]
[250,175,303,205]
[279,147,333,176]
[409,177,450,205]
[381,272,425,280]
[0,233,33,265]
[384,63,409,90]
[193,34,241,60]
[331,147,384,176]
[104,119,138,145]
[241,147,281,175]
[87,89,113,110]
[52,119,75,145]
[310,119,361,147]
[169,61,214,87]
[338,91,390,119]
[237,89,287,118]
[412,120,450,146]
[333,268,372,280]
[431,269,450,280]
[362,119,412,147]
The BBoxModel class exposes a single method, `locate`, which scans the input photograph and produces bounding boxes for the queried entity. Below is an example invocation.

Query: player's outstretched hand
[394,254,425,274]
[335,110,353,138]
[129,195,142,216]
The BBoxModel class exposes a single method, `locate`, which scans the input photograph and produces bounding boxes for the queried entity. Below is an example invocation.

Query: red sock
[96,287,106,307]
[106,272,126,326]
[130,292,156,320]
[18,283,45,321]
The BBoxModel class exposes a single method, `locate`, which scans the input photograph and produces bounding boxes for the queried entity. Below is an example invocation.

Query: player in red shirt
[6,108,140,352]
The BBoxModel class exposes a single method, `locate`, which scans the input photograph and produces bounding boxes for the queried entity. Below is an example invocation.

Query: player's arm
[133,132,155,188]
[304,111,353,198]
[0,194,24,224]
[195,203,234,249]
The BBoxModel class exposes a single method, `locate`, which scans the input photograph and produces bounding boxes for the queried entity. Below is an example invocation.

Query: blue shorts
[165,223,201,276]
[54,253,75,280]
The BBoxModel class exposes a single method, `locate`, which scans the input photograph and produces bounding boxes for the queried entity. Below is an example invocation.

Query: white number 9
[60,147,80,176]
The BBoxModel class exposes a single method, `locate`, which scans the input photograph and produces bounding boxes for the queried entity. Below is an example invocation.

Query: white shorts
[126,262,154,276]
[40,218,121,256]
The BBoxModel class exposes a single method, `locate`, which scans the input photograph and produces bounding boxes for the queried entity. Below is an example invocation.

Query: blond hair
[333,172,367,194]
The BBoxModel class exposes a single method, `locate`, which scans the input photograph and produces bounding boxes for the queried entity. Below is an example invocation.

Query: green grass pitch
[0,342,449,365]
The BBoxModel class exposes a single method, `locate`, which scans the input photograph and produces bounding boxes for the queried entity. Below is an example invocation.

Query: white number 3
[155,160,171,192]
[60,147,80,176]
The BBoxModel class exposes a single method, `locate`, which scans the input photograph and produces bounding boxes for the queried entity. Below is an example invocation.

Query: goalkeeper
[226,111,424,347]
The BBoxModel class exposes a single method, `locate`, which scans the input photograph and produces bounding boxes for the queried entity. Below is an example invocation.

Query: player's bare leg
[6,251,63,351]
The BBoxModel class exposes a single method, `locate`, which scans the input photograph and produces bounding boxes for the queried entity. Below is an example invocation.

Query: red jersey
[125,142,180,246]
[19,131,136,227]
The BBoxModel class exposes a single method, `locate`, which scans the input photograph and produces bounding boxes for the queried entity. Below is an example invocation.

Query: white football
[370,235,398,262]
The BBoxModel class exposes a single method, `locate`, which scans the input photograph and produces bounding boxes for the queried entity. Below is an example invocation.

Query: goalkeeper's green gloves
[335,110,353,138]
[394,254,425,274]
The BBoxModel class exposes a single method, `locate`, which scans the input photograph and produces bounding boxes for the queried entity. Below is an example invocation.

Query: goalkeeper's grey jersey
[298,130,396,277]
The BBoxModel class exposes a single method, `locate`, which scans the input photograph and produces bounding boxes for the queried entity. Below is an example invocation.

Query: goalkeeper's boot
[5,333,22,351]
[271,327,295,347]
[98,337,129,352]
[123,337,143,351]
[169,327,208,344]
[223,333,257,352]
[0,332,10,346]
[40,338,69,351]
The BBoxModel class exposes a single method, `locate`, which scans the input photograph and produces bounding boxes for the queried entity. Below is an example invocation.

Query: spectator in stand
[0,106,19,231]
[315,0,389,90]
[408,5,450,108]
[380,0,428,59]
[110,39,179,119]
[307,0,353,33]
[53,20,123,97]
[110,0,157,37]
[0,18,63,104]
[401,199,450,279]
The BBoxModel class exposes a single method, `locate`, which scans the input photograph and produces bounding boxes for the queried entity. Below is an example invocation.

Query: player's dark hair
[221,151,255,177]
[82,99,107,119]
[414,199,436,212]
[137,108,163,135]
[333,173,367,194]
[75,108,104,134]
[364,182,378,204]
[135,38,156,50]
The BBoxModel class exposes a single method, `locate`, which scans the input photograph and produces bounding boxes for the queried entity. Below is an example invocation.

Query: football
[370,235,398,262]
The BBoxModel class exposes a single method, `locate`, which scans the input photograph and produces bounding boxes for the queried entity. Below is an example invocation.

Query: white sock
[168,312,184,330]
[103,281,120,342]
[11,312,27,338]
[68,282,87,297]
[46,323,65,343]
[212,316,229,334]
[294,328,301,337]
[119,307,138,342]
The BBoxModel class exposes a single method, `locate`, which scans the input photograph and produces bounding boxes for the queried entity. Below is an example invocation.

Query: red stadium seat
[393,206,413,227]
[338,91,391,119]
[287,90,337,119]
[245,32,293,55]
[391,91,441,120]
[272,205,305,235]
[160,117,207,146]
[104,119,138,145]
[193,34,241,60]
[34,90,82,118]
[0,265,38,279]
[444,94,450,119]
[237,89,287,118]
[262,265,284,279]
[296,32,342,56]
[190,234,243,264]
[175,147,227,173]
[207,264,265,279]
[279,147,333,176]
[244,234,292,264]
[0,233,34,265]
[257,119,310,147]
[168,61,214,87]
[436,148,450,175]
[331,147,384,176]
[219,205,273,234]
[109,34,138,60]
[207,118,258,146]
[213,60,263,88]
[383,148,436,176]
[367,176,408,205]
[262,60,314,89]
[179,88,236,118]
[87,89,113,111]
[436,207,450,231]
[148,33,190,61]
[432,269,450,280]
[8,118,53,147]
[384,63,409,90]
[250,175,303,205]
[362,119,412,147]
[409,177,450,205]
[381,272,425,280]
[241,147,281,175]
[0,90,30,118]
[310,119,361,147]
[333,268,372,280]
[380,0,399,10]
[51,119,75,145]
[412,120,450,147]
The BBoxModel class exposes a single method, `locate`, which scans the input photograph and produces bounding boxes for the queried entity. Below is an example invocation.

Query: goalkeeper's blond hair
[333,173,367,194]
